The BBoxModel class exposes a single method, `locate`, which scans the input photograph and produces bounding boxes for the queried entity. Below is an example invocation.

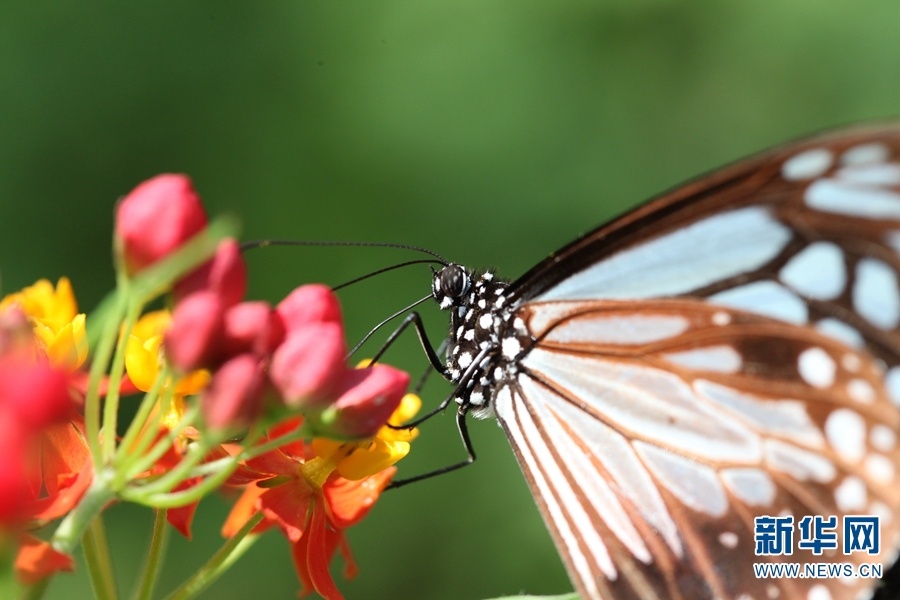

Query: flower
[0,281,88,582]
[312,365,410,439]
[201,353,267,430]
[165,291,226,372]
[222,393,420,599]
[0,353,81,528]
[115,174,208,274]
[174,238,247,308]
[270,322,347,407]
[270,285,348,408]
[276,284,342,330]
[125,310,210,397]
[312,392,420,481]
[0,278,87,369]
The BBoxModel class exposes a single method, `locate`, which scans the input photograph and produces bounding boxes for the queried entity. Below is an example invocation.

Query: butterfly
[419,124,900,600]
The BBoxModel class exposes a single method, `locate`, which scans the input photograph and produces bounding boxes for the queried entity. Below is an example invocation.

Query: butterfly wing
[494,125,900,600]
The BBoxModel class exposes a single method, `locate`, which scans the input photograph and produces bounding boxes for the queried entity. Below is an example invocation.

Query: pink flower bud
[276,285,341,333]
[174,238,247,308]
[202,354,267,430]
[115,174,208,274]
[325,365,409,438]
[270,323,346,407]
[222,301,285,358]
[165,291,225,371]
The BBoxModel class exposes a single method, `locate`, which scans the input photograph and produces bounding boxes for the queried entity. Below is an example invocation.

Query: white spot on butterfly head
[782,148,833,180]
[825,408,866,463]
[478,313,493,329]
[457,352,473,369]
[798,347,836,388]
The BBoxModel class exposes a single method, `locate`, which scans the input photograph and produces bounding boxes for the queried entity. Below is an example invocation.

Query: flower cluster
[1,174,418,599]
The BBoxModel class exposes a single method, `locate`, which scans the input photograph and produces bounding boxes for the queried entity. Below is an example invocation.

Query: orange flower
[222,419,395,599]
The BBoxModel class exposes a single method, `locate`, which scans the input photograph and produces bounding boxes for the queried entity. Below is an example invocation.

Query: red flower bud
[202,354,267,430]
[174,238,247,308]
[0,358,73,430]
[222,301,285,358]
[325,365,409,438]
[165,291,225,371]
[276,285,341,333]
[0,356,74,525]
[271,323,346,407]
[115,174,208,274]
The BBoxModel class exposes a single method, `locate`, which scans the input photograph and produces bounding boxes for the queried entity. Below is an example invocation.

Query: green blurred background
[2,2,898,599]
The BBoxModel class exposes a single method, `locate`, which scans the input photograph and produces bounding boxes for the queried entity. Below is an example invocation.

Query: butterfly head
[432,264,472,310]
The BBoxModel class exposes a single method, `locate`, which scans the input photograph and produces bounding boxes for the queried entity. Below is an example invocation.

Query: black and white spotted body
[431,264,531,419]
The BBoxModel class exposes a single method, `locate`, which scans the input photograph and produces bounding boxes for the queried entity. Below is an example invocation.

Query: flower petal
[324,468,394,528]
[15,534,74,584]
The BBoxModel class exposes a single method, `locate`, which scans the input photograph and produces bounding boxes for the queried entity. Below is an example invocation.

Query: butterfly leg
[387,405,476,490]
[366,311,450,379]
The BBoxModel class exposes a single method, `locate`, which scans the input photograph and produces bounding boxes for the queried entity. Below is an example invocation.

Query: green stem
[123,404,199,483]
[131,509,169,600]
[53,473,117,555]
[163,513,263,600]
[113,372,168,489]
[83,516,118,600]
[122,453,240,509]
[19,578,48,600]
[84,290,127,466]
[101,288,142,462]
[134,438,216,497]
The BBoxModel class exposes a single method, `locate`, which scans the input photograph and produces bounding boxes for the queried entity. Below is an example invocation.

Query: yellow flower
[124,310,210,395]
[312,392,421,481]
[0,277,87,369]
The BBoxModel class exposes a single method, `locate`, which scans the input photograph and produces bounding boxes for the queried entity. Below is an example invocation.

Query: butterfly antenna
[241,239,448,264]
[332,259,444,291]
[346,293,433,360]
